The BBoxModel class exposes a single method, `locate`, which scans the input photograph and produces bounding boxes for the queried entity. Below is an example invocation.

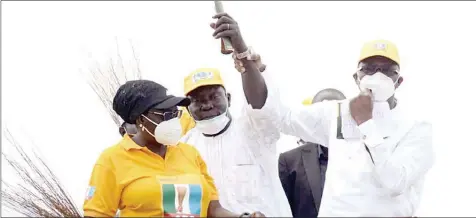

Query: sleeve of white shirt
[241,68,334,147]
[358,119,434,195]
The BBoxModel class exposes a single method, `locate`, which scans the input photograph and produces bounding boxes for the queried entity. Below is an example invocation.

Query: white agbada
[180,104,292,216]
[250,69,434,216]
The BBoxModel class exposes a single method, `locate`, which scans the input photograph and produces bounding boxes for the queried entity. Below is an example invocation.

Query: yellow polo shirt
[83,135,218,217]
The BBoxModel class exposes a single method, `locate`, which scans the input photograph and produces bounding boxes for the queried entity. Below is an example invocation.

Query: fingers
[259,64,267,72]
[213,24,237,37]
[361,88,372,96]
[212,12,234,20]
[211,13,237,34]
[248,53,260,61]
[214,29,237,39]
[361,88,374,101]
[234,59,245,73]
[215,15,236,27]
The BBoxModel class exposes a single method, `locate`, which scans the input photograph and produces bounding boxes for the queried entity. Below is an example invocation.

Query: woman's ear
[227,93,231,107]
[135,116,145,130]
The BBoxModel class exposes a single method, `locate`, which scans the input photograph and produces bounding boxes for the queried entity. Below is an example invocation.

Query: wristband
[233,47,255,60]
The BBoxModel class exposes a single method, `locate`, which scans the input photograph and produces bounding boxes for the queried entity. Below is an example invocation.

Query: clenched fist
[349,89,373,126]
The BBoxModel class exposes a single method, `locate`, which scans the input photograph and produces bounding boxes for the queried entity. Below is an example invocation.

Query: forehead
[188,85,224,97]
[360,56,398,68]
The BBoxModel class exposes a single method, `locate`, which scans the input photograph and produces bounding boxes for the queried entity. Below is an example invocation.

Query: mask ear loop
[140,115,159,138]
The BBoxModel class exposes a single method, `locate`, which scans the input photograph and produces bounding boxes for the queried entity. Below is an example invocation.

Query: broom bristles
[83,39,143,127]
[2,39,142,217]
[1,128,82,217]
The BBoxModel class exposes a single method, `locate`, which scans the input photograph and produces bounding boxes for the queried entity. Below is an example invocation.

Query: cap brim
[360,55,399,65]
[185,84,224,96]
[153,96,191,109]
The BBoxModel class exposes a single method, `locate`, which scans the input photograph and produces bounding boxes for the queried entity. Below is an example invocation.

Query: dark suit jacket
[278,142,326,218]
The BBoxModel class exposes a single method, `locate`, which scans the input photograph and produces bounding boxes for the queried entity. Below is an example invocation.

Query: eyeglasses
[151,110,183,121]
[357,65,399,77]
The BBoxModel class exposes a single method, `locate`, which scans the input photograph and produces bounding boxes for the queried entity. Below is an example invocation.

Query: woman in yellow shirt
[83,80,264,217]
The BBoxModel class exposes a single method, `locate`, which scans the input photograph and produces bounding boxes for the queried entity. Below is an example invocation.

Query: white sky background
[2,1,476,216]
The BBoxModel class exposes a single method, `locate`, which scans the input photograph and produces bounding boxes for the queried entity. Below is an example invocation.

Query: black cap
[113,80,190,124]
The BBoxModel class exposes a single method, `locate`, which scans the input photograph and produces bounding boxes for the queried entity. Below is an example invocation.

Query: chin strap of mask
[202,116,233,138]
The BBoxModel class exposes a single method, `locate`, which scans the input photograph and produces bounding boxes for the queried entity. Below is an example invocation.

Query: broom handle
[214,1,234,54]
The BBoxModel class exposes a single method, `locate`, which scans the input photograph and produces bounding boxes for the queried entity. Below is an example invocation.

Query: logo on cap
[374,43,387,51]
[192,71,213,83]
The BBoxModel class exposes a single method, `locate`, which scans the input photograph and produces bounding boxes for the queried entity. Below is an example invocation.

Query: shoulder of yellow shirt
[94,138,200,169]
[179,107,196,136]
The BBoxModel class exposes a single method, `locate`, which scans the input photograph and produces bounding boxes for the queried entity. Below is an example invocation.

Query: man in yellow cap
[210,12,434,217]
[279,88,346,218]
[180,68,291,217]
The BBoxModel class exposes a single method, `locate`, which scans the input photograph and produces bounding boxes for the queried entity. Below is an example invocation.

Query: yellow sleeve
[196,152,219,201]
[83,164,120,217]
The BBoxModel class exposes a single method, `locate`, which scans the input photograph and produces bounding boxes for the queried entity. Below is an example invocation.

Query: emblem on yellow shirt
[158,175,203,217]
[84,186,96,200]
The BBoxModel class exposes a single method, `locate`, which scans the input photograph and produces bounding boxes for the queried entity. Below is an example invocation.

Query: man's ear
[227,93,231,107]
[353,73,359,85]
[396,76,404,89]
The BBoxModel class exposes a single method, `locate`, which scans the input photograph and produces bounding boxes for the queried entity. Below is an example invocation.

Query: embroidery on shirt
[84,186,96,200]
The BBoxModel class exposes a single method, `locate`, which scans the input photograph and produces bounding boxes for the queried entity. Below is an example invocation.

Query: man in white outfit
[180,68,292,217]
[211,12,434,217]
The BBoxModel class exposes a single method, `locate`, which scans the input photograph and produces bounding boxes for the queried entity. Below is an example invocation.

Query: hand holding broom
[212,1,234,54]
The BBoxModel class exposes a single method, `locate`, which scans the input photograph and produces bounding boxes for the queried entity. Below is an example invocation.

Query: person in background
[278,88,346,218]
[212,12,434,217]
[180,68,291,217]
[119,121,138,137]
[83,80,253,217]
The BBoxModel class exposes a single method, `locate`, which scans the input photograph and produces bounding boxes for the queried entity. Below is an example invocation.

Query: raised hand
[210,13,247,53]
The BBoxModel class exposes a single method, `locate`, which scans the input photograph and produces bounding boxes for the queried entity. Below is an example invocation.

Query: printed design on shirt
[84,186,96,200]
[158,175,203,218]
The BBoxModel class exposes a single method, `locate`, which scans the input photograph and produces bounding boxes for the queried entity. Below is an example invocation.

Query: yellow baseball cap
[359,39,400,65]
[302,97,313,106]
[184,68,225,95]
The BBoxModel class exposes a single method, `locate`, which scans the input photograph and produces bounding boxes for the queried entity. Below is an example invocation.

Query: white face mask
[194,110,230,135]
[141,115,182,146]
[359,72,399,102]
